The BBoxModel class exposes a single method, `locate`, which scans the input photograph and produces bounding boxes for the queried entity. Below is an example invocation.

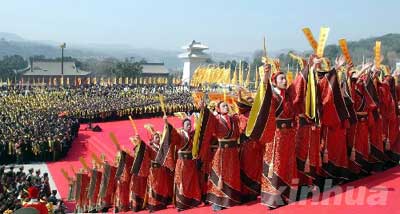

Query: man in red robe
[87,161,102,212]
[146,126,173,212]
[114,148,134,212]
[247,62,301,208]
[200,99,241,211]
[75,169,90,213]
[236,89,263,203]
[97,159,117,212]
[129,135,156,211]
[167,116,202,211]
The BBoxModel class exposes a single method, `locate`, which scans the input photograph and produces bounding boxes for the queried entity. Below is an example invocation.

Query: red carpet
[47,118,400,213]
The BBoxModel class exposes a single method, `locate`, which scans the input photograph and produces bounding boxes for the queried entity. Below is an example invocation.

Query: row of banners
[1,76,183,86]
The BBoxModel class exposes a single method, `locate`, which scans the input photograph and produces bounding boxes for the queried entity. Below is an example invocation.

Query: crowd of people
[0,84,195,164]
[67,54,400,213]
[0,166,65,214]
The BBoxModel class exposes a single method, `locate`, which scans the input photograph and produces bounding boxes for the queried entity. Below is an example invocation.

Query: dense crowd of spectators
[0,84,195,164]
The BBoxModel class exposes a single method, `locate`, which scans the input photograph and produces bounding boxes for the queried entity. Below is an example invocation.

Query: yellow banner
[338,39,352,64]
[316,27,330,57]
[375,41,381,68]
[302,27,318,53]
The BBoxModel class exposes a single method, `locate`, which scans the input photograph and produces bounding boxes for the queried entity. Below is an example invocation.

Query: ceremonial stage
[46,118,400,213]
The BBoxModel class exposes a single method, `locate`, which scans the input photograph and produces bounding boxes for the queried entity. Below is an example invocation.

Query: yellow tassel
[268,162,274,178]
[323,149,329,163]
[385,140,391,150]
[218,176,223,190]
[304,157,310,173]
[350,146,356,161]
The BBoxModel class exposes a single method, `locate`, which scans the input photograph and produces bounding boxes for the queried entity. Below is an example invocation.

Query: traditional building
[22,60,90,83]
[141,62,170,78]
[178,40,210,85]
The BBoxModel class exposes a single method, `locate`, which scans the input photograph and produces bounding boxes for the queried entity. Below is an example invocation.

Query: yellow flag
[238,61,243,86]
[316,27,330,57]
[60,77,64,86]
[66,77,70,86]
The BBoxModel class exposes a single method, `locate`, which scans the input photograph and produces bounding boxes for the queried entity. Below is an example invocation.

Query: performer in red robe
[129,135,155,211]
[364,69,389,167]
[168,116,202,211]
[87,161,102,212]
[236,89,263,203]
[347,64,378,174]
[97,159,117,212]
[114,148,134,212]
[247,63,301,208]
[202,99,242,211]
[293,59,324,188]
[23,186,49,214]
[381,75,400,163]
[75,169,90,213]
[316,56,359,182]
[146,126,174,212]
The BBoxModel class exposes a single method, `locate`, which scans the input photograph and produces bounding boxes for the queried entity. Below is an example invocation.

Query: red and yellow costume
[247,72,301,208]
[129,140,155,211]
[115,150,134,211]
[75,171,90,213]
[204,109,242,208]
[97,161,117,210]
[147,125,175,212]
[87,167,102,211]
[173,127,202,210]
[236,97,263,202]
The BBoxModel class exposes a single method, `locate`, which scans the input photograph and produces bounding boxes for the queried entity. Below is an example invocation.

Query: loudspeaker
[92,125,102,132]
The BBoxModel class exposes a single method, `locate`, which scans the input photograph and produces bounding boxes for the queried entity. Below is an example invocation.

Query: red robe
[147,128,175,212]
[237,102,263,203]
[98,162,117,209]
[75,172,90,212]
[365,76,388,166]
[252,80,299,208]
[115,150,134,211]
[173,129,202,210]
[205,112,241,208]
[317,68,355,180]
[348,76,376,173]
[87,168,102,211]
[294,65,323,184]
[129,141,155,211]
[381,76,400,162]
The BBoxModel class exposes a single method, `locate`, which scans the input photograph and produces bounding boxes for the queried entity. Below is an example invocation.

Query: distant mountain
[0,32,25,42]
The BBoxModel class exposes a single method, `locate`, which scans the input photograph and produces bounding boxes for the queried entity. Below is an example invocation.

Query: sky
[0,0,398,53]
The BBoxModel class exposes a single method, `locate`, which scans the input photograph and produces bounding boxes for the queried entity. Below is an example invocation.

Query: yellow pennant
[317,27,330,57]
[302,27,318,53]
[375,41,381,68]
[339,39,352,64]
[128,116,138,135]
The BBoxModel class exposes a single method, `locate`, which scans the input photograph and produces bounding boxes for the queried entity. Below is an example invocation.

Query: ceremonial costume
[129,140,155,211]
[236,97,263,202]
[173,127,202,210]
[97,161,117,211]
[205,108,242,208]
[115,150,134,211]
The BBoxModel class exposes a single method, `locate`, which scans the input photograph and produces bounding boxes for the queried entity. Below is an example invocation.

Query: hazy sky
[0,0,398,53]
